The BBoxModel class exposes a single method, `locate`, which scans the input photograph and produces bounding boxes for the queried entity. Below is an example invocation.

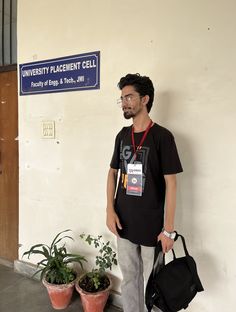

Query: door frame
[0,66,18,262]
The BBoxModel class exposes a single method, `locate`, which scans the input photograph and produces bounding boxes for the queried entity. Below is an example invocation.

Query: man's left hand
[157,232,174,253]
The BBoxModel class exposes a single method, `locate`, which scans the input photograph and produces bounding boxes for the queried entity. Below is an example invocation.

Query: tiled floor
[0,264,122,312]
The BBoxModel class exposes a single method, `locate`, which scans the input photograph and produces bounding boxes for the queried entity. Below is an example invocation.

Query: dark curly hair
[118,73,155,113]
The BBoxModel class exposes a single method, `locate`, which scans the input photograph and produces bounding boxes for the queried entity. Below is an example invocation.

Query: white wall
[18,1,236,311]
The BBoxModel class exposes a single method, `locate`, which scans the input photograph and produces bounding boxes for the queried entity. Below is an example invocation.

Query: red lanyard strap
[131,120,153,157]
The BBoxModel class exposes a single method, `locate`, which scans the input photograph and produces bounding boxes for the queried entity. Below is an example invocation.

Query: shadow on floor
[0,264,122,312]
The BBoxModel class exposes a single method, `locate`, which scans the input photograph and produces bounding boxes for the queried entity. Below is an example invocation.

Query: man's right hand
[106,208,122,237]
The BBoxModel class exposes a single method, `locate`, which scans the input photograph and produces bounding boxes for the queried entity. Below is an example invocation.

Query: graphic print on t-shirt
[120,140,150,192]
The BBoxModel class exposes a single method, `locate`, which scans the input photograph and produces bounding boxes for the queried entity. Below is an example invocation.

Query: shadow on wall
[152,92,217,287]
[152,90,197,234]
[152,91,216,291]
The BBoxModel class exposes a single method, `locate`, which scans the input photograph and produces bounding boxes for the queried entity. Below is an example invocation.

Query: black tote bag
[145,232,204,312]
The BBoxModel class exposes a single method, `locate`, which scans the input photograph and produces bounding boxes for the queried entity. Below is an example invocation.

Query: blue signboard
[19,51,100,95]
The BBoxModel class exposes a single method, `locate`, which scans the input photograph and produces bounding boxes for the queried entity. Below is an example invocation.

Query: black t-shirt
[110,123,183,247]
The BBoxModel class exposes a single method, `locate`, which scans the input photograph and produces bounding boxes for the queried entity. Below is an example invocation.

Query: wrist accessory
[162,229,176,240]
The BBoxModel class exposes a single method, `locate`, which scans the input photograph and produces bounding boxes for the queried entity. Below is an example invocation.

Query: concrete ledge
[14,259,122,309]
[109,289,122,309]
[14,259,41,280]
[0,257,14,268]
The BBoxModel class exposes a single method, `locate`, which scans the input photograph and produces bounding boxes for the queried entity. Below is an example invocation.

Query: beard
[123,109,135,119]
[123,112,133,119]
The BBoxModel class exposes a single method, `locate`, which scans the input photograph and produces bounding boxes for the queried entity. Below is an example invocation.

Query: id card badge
[126,163,143,196]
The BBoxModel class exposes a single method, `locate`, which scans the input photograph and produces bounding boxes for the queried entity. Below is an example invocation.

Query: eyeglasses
[117,94,143,107]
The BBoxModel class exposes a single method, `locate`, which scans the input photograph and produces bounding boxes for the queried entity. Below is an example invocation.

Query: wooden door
[0,70,18,261]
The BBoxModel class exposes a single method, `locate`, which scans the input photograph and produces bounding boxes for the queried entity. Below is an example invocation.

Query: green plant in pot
[76,234,117,312]
[23,229,86,310]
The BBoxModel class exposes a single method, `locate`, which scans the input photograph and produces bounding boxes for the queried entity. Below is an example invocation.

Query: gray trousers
[117,237,160,312]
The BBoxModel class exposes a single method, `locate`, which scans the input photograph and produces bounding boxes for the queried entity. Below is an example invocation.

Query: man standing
[106,73,183,312]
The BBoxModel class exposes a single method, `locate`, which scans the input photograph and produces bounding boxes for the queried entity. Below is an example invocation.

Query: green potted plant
[23,229,86,310]
[75,234,117,312]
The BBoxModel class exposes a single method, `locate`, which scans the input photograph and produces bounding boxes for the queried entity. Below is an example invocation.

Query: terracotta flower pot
[75,275,112,312]
[42,277,75,310]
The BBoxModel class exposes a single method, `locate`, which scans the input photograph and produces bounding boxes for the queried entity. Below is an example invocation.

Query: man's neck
[132,114,152,132]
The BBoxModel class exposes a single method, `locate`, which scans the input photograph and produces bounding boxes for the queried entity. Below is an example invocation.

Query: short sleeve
[110,132,121,169]
[159,130,183,175]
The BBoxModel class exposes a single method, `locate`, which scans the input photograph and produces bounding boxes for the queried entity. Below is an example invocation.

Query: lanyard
[131,120,153,158]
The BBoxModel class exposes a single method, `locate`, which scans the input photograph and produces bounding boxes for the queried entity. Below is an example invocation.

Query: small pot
[42,277,75,310]
[75,274,112,312]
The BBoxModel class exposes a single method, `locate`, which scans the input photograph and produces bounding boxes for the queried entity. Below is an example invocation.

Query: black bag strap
[152,231,179,268]
[159,231,191,260]
[177,233,203,291]
[154,232,204,292]
[175,232,190,256]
